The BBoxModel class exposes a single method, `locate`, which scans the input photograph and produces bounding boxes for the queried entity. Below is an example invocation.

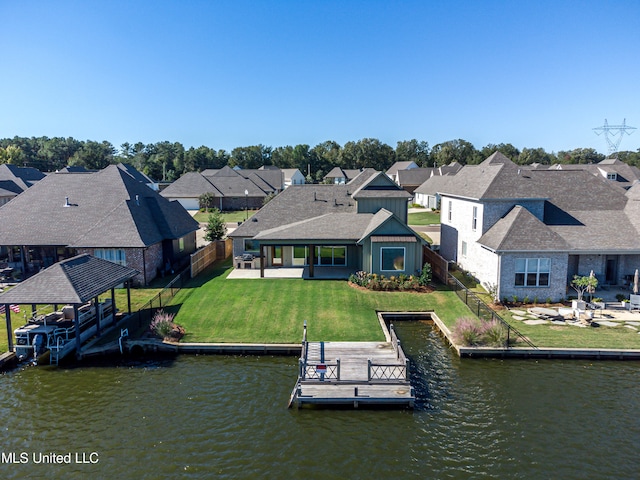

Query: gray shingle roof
[478,206,571,252]
[254,213,374,242]
[0,164,45,190]
[160,171,222,198]
[0,254,139,304]
[0,165,198,247]
[396,168,434,187]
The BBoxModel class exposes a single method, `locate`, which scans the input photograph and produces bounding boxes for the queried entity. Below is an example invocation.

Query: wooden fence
[422,245,449,284]
[190,238,232,278]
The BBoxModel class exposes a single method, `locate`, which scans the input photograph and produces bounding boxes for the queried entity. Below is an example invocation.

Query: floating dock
[289,324,414,408]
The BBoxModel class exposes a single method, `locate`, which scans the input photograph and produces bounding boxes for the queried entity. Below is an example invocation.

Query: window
[315,246,347,266]
[179,238,185,252]
[94,249,126,266]
[607,173,617,180]
[461,241,467,257]
[472,206,478,231]
[293,246,308,266]
[244,239,259,253]
[448,201,452,222]
[515,258,550,287]
[381,247,405,271]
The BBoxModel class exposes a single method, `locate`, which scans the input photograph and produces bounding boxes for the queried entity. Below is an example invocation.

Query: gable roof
[0,163,45,191]
[478,206,571,252]
[386,161,418,176]
[396,168,434,187]
[230,184,357,238]
[0,165,198,247]
[351,171,412,200]
[0,254,139,305]
[160,171,222,198]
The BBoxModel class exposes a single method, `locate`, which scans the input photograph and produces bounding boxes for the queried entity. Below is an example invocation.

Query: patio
[226,266,354,280]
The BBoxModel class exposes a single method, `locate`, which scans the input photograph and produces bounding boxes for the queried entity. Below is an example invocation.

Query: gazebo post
[74,304,81,355]
[5,306,13,352]
[111,287,116,319]
[94,296,101,336]
[31,304,36,316]
[126,281,132,314]
[260,245,265,278]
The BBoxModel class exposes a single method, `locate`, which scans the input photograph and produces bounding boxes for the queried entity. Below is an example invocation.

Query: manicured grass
[193,209,257,223]
[408,210,441,225]
[168,260,471,343]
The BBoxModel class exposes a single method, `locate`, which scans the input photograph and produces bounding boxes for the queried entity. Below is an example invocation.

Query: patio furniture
[630,294,640,313]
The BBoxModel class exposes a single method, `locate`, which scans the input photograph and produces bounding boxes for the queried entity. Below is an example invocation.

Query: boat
[14,299,114,364]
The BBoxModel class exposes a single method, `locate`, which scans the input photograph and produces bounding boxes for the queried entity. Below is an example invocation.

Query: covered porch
[227,265,354,280]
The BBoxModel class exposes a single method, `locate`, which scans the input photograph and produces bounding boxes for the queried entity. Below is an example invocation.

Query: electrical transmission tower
[593,118,636,158]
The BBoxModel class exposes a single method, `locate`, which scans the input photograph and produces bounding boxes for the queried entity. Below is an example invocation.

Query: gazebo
[0,254,139,356]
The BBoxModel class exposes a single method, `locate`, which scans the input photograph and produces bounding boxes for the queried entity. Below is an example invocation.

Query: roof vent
[63,196,71,207]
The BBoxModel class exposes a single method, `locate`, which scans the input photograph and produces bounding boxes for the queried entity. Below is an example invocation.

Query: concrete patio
[226,266,354,280]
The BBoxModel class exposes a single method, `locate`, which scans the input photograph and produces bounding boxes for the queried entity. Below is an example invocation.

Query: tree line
[1,135,639,183]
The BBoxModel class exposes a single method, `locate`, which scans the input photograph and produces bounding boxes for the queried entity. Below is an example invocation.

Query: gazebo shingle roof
[0,254,139,304]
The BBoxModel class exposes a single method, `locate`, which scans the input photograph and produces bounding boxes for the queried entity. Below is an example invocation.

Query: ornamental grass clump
[480,319,508,347]
[452,317,483,346]
[452,317,508,347]
[150,309,176,339]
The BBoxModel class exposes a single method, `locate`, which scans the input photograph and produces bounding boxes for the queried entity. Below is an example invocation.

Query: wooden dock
[289,324,415,408]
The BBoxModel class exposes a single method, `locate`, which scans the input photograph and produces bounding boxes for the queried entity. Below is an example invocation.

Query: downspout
[496,253,502,303]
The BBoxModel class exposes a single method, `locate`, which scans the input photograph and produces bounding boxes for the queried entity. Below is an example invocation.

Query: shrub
[616,293,626,302]
[150,309,175,339]
[419,262,432,286]
[511,295,518,304]
[523,295,530,305]
[545,297,552,305]
[349,271,370,287]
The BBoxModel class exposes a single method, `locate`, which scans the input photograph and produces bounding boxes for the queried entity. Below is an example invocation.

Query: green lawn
[168,260,471,343]
[193,209,257,223]
[408,210,441,225]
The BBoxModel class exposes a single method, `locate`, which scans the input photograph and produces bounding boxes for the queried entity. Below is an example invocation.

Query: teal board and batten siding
[356,198,408,224]
[364,238,422,276]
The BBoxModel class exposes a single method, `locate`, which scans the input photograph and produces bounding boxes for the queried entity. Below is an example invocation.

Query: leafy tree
[204,208,227,241]
[571,274,598,301]
[518,147,556,166]
[230,145,272,169]
[340,138,395,171]
[395,139,430,167]
[0,145,26,165]
[479,143,520,162]
[199,192,215,212]
[429,139,480,166]
[69,140,115,170]
[557,148,605,165]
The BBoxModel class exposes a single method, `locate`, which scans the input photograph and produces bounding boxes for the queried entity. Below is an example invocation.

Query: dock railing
[447,273,536,349]
[298,321,341,381]
[368,324,409,381]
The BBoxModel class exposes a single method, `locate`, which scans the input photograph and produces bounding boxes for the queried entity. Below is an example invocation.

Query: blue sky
[2,0,639,155]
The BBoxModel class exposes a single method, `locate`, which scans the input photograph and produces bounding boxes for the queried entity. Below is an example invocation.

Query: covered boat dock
[0,254,139,364]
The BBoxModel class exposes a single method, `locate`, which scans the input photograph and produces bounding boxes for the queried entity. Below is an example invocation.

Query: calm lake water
[1,321,639,479]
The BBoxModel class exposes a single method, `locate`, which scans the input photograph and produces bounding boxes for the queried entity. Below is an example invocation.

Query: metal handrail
[447,273,537,349]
